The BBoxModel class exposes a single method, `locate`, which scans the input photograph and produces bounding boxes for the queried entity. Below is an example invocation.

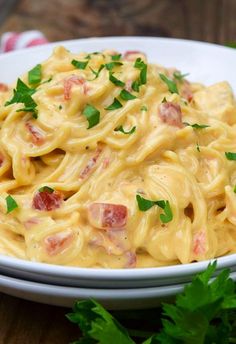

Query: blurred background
[0,0,235,44]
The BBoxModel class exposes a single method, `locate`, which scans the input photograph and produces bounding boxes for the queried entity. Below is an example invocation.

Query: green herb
[109,72,125,87]
[134,58,147,85]
[105,98,123,111]
[38,186,54,193]
[5,195,18,213]
[28,64,42,85]
[196,143,200,152]
[67,262,236,344]
[5,79,38,118]
[58,105,62,110]
[115,126,136,134]
[184,122,210,129]
[173,71,189,82]
[82,104,100,129]
[225,42,236,48]
[85,52,103,59]
[159,73,179,94]
[40,77,52,85]
[111,54,122,61]
[71,59,88,70]
[89,64,104,80]
[105,62,123,71]
[234,185,236,193]
[162,97,167,103]
[225,152,236,161]
[141,105,147,111]
[131,80,140,92]
[136,194,173,223]
[119,89,137,101]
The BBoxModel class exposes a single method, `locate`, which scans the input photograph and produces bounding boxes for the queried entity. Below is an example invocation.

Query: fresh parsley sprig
[105,98,123,111]
[132,58,147,92]
[71,59,89,70]
[115,126,136,134]
[67,262,236,344]
[5,78,38,118]
[82,104,100,129]
[136,194,173,223]
[28,64,42,85]
[159,73,179,94]
[5,195,18,213]
[184,122,210,129]
[225,152,236,161]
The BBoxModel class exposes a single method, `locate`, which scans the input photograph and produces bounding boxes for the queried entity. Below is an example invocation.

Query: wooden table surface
[0,0,236,343]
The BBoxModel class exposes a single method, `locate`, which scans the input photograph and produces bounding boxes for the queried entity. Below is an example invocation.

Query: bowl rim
[1,36,236,280]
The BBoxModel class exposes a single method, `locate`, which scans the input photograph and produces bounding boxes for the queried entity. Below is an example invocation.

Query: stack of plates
[1,37,236,310]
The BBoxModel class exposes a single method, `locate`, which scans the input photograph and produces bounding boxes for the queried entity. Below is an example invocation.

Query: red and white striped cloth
[0,30,48,53]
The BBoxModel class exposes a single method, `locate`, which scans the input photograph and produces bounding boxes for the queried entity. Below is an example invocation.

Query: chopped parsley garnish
[89,65,104,80]
[225,152,236,161]
[159,73,179,94]
[173,71,189,82]
[111,54,122,61]
[82,104,100,129]
[119,89,136,101]
[28,64,42,85]
[109,72,125,87]
[5,78,38,118]
[40,77,52,85]
[136,194,173,223]
[131,80,140,92]
[71,59,88,70]
[162,97,167,103]
[184,122,210,129]
[114,125,136,134]
[38,186,54,193]
[141,105,147,111]
[58,105,62,110]
[196,143,200,152]
[104,62,123,71]
[133,58,147,89]
[234,185,236,193]
[6,195,18,214]
[105,98,123,111]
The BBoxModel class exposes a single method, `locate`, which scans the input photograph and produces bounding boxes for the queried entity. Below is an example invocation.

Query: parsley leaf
[71,59,88,70]
[225,152,236,161]
[105,98,123,111]
[38,186,54,193]
[225,42,236,48]
[234,185,236,193]
[184,122,210,129]
[66,299,135,344]
[89,64,104,80]
[141,105,148,111]
[5,79,38,117]
[82,104,100,129]
[28,64,42,85]
[119,89,137,101]
[6,195,18,213]
[134,58,147,87]
[131,80,140,92]
[159,73,179,94]
[105,62,123,71]
[136,194,173,223]
[109,72,125,87]
[111,54,122,61]
[115,126,136,134]
[196,143,200,152]
[173,71,189,82]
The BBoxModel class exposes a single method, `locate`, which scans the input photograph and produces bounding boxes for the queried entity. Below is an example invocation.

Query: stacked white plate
[1,37,236,310]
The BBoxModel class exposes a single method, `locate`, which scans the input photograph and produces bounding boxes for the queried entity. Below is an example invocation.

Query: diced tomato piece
[123,51,146,62]
[0,83,8,92]
[44,230,73,256]
[158,101,183,128]
[63,75,86,100]
[79,146,102,179]
[193,231,206,255]
[32,190,63,211]
[88,203,128,229]
[25,122,45,145]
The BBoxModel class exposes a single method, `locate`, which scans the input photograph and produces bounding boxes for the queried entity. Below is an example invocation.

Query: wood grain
[0,0,236,342]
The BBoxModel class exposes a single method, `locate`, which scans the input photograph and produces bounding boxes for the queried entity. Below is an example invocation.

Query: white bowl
[1,37,236,289]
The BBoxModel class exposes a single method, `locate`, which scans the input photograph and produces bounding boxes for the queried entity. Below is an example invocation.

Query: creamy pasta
[0,46,236,268]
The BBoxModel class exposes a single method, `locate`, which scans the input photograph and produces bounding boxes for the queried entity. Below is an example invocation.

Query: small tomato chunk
[88,203,128,229]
